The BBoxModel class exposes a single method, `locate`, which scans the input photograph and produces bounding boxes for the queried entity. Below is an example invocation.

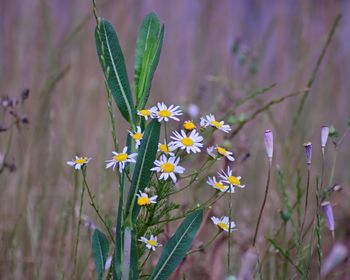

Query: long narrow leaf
[92,229,109,280]
[149,209,203,280]
[125,119,160,222]
[95,19,135,125]
[134,13,164,109]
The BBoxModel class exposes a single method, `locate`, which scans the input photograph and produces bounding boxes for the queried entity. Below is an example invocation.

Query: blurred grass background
[1,0,350,279]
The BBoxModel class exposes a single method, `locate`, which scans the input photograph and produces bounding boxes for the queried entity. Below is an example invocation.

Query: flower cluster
[67,102,244,250]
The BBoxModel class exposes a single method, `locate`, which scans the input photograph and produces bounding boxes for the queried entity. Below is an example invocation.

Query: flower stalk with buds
[301,142,312,235]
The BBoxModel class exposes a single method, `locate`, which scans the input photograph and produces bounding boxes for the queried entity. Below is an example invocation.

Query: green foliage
[125,120,161,223]
[95,19,135,125]
[149,209,203,280]
[92,229,110,280]
[134,12,164,109]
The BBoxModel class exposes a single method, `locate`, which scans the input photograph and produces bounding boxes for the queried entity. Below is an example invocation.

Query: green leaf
[95,19,135,125]
[134,12,164,109]
[149,209,203,280]
[125,119,161,223]
[92,229,109,280]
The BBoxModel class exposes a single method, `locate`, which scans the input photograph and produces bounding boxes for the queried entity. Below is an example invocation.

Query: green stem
[72,174,86,280]
[187,230,222,255]
[81,169,115,242]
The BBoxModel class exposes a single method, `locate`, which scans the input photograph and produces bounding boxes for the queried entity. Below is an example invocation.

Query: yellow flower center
[228,176,240,186]
[181,137,194,147]
[74,157,88,164]
[214,182,226,190]
[183,121,196,131]
[160,162,175,173]
[159,144,170,153]
[210,120,222,129]
[114,153,128,162]
[133,132,142,141]
[217,222,229,231]
[158,109,171,118]
[147,239,157,247]
[217,146,227,156]
[139,109,150,117]
[137,196,151,206]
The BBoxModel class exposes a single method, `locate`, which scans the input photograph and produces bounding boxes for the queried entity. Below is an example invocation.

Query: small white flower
[158,140,175,156]
[129,126,143,149]
[136,191,158,206]
[207,176,233,193]
[67,156,92,170]
[211,216,236,232]
[170,130,203,154]
[137,108,155,120]
[151,155,185,183]
[215,146,235,161]
[105,147,138,173]
[218,167,245,189]
[200,114,231,133]
[151,102,182,122]
[139,235,161,251]
[207,146,217,158]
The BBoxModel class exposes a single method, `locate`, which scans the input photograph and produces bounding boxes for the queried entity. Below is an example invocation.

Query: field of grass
[1,1,350,279]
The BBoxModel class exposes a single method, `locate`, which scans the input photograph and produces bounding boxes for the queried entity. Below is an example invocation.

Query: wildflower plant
[64,7,247,280]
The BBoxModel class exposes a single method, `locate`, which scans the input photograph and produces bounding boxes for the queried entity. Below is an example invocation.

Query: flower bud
[238,247,258,280]
[303,142,312,165]
[321,125,329,150]
[321,201,335,233]
[264,130,273,162]
[321,243,348,277]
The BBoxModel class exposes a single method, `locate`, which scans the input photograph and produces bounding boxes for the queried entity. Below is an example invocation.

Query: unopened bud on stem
[264,130,273,164]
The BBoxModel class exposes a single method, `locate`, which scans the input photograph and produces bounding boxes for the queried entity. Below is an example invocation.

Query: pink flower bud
[321,201,335,232]
[264,130,273,162]
[321,125,329,149]
[303,142,312,165]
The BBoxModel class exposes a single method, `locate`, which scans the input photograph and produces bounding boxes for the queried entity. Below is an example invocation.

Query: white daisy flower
[139,235,161,251]
[151,155,185,183]
[216,146,235,161]
[105,147,138,173]
[207,146,217,159]
[211,216,236,232]
[151,102,182,122]
[137,108,155,120]
[136,191,158,206]
[67,156,92,170]
[183,120,196,131]
[170,130,203,154]
[207,176,234,193]
[129,126,143,149]
[218,167,245,189]
[200,114,231,133]
[158,140,175,156]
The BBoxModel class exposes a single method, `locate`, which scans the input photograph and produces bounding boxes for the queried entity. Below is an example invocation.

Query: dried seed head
[321,201,335,233]
[264,130,273,162]
[303,142,312,165]
[321,243,348,277]
[321,125,330,149]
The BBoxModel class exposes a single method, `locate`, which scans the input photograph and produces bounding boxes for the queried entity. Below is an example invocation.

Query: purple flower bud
[321,243,348,277]
[264,130,273,162]
[321,125,329,149]
[303,142,312,165]
[238,247,258,280]
[321,201,335,232]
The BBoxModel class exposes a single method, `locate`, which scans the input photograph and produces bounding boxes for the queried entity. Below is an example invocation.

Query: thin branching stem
[81,169,115,242]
